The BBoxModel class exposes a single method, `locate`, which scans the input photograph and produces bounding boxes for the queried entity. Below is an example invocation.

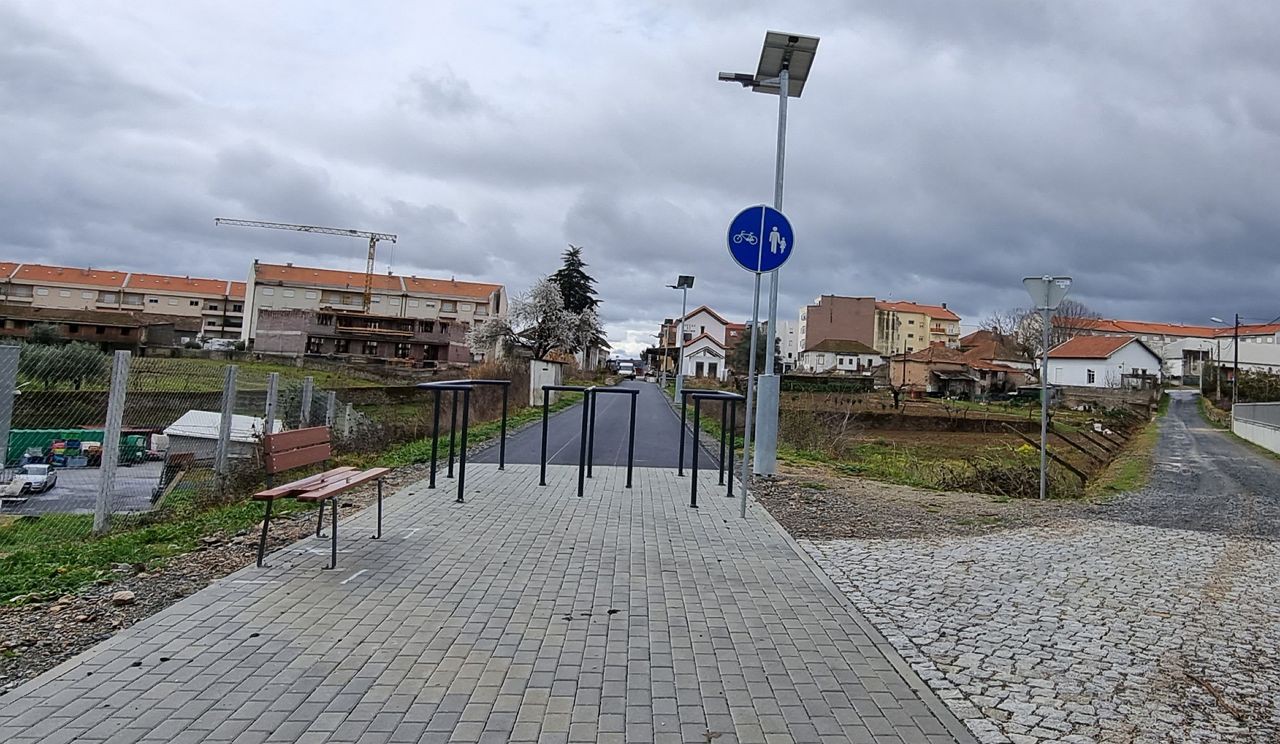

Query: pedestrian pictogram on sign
[726,205,794,273]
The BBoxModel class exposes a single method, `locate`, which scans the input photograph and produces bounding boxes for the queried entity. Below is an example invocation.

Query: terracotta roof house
[1046,335,1162,388]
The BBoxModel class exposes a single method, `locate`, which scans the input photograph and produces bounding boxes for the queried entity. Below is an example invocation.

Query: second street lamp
[669,275,694,403]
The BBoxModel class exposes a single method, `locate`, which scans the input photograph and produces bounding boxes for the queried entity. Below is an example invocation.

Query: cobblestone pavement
[803,392,1280,743]
[0,464,974,744]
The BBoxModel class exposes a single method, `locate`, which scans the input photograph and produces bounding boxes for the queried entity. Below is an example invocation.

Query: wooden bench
[252,426,389,570]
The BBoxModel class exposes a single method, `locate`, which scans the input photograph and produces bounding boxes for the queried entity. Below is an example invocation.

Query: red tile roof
[254,263,501,300]
[1048,335,1142,359]
[876,300,960,322]
[683,305,732,326]
[126,273,242,297]
[13,263,129,288]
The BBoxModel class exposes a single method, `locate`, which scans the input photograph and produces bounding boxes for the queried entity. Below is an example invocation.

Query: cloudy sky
[5,1,1279,354]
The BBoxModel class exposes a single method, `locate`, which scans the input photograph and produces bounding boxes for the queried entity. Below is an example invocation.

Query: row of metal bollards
[678,389,746,508]
[417,379,511,504]
[539,385,639,497]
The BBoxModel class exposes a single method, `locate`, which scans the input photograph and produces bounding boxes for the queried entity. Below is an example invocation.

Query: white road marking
[403,528,421,539]
[340,569,368,585]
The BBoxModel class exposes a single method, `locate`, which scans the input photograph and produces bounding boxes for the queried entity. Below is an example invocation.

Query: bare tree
[985,300,1101,363]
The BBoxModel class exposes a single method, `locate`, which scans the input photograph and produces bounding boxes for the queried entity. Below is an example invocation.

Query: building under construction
[243,261,507,366]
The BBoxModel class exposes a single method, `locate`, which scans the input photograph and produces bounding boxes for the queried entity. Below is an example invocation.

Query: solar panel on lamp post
[719,31,819,484]
[1023,275,1072,500]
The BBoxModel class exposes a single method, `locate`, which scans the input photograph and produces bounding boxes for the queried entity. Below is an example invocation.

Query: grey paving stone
[0,465,971,744]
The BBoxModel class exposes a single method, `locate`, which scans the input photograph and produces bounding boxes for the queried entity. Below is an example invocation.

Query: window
[371,296,381,303]
[306,337,323,354]
[441,301,456,312]
[362,340,379,355]
[68,324,79,333]
[232,303,243,312]
[123,293,143,305]
[98,292,117,303]
[35,288,49,296]
[305,291,318,299]
[460,302,473,311]
[418,320,435,333]
[424,301,437,308]
[317,314,334,326]
[907,333,915,339]
[394,342,412,358]
[335,338,350,353]
[58,289,72,298]
[439,322,449,335]
[282,289,295,298]
[817,354,826,365]
[262,287,275,296]
[205,319,218,326]
[322,292,342,304]
[390,298,400,306]
[148,298,159,304]
[81,291,93,299]
[475,307,488,317]
[409,300,420,308]
[907,319,915,325]
[206,303,220,311]
[167,298,178,305]
[1087,369,1096,384]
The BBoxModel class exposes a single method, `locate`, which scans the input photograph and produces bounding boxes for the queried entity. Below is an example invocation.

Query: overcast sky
[4,1,1279,355]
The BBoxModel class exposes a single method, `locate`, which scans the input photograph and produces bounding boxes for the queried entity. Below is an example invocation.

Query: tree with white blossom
[467,277,590,361]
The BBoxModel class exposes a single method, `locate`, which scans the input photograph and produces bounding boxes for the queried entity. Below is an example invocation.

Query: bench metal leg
[257,499,273,568]
[315,499,326,537]
[372,479,383,540]
[323,497,338,570]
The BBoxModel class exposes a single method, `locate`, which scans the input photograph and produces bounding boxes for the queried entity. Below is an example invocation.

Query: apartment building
[873,300,962,355]
[243,261,506,362]
[797,295,876,353]
[0,262,246,340]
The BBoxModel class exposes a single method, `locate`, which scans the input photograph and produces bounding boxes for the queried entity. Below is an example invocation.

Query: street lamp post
[669,276,694,403]
[720,31,819,477]
[1209,315,1240,403]
[1023,275,1072,501]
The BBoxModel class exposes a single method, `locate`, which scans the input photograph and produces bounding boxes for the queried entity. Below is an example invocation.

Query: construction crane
[214,218,397,312]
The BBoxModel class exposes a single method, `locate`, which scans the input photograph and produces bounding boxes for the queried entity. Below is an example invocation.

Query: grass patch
[1087,396,1165,498]
[0,492,317,602]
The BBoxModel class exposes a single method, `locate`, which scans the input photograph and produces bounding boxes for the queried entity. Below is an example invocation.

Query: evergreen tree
[549,245,605,352]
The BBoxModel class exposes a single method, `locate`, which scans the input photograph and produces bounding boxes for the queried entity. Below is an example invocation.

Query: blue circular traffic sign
[727,205,794,273]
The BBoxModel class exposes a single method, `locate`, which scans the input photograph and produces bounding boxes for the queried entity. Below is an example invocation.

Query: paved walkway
[0,465,973,744]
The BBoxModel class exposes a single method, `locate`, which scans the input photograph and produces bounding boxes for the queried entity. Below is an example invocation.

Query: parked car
[618,362,636,379]
[14,463,57,493]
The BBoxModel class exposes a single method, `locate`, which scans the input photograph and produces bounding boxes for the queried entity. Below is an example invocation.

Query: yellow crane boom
[214,218,397,312]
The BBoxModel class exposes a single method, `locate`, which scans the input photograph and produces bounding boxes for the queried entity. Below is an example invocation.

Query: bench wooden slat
[253,466,358,500]
[294,468,390,502]
[263,426,332,454]
[265,443,332,474]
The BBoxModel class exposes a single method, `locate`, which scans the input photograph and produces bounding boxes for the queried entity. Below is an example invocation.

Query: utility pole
[1233,312,1240,405]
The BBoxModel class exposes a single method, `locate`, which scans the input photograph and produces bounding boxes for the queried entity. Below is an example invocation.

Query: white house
[676,306,733,381]
[776,320,800,371]
[797,339,882,374]
[1046,335,1162,388]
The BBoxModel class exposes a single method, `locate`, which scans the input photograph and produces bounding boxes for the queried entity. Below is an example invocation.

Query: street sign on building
[727,205,794,273]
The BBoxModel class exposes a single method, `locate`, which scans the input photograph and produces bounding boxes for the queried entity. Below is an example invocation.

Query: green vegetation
[1197,395,1230,429]
[1087,394,1166,498]
[0,485,318,602]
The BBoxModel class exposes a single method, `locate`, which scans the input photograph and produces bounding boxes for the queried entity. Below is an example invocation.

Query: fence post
[264,372,279,435]
[325,391,337,428]
[214,365,238,486]
[94,350,131,536]
[300,376,314,427]
[343,402,354,438]
[0,346,19,471]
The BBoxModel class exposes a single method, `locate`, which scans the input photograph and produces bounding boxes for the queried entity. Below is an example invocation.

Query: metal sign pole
[1039,305,1050,500]
[739,272,763,519]
[756,66,788,476]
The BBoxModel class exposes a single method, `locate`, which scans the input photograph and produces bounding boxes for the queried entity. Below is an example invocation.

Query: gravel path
[791,390,1280,743]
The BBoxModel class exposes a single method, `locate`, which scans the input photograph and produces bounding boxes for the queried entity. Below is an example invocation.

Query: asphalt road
[1091,389,1280,537]
[472,380,718,469]
[0,461,161,515]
